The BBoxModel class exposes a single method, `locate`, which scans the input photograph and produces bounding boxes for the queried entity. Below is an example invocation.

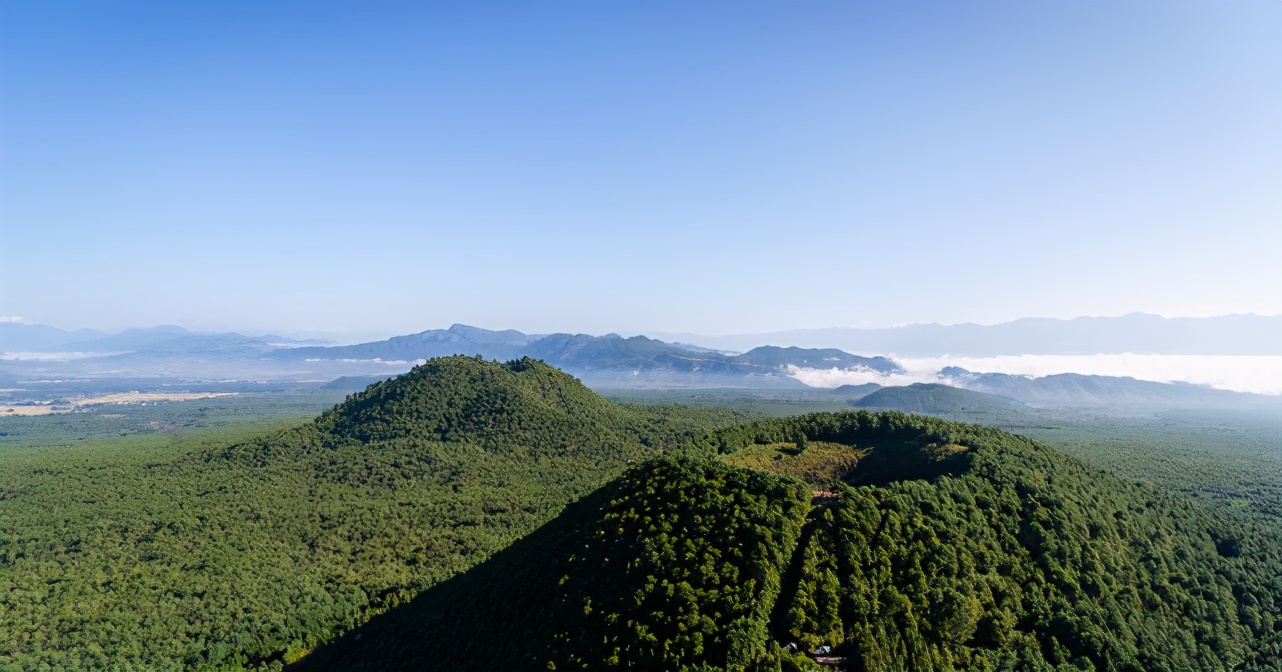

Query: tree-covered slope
[0,357,742,671]
[297,411,1282,671]
[698,413,1282,670]
[293,457,812,671]
[315,356,639,452]
[5,358,1280,671]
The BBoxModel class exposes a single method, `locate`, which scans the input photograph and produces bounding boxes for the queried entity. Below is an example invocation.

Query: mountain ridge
[854,383,1028,415]
[290,403,1282,671]
[5,356,1281,670]
[939,367,1267,407]
[10,313,1279,357]
[3,319,1279,405]
[655,313,1282,356]
[275,326,902,389]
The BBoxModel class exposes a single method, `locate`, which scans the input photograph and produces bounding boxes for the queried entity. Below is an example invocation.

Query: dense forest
[297,411,1282,671]
[705,414,1282,670]
[0,357,741,671]
[294,457,813,671]
[2,357,1280,670]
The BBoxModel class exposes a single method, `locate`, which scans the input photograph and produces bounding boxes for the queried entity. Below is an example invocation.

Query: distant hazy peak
[447,323,523,337]
[656,313,1282,356]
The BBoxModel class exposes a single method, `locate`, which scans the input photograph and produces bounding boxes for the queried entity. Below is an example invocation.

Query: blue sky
[2,1,1279,339]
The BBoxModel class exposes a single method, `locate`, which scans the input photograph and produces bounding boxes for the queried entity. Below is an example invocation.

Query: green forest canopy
[0,356,1279,671]
[299,409,1282,671]
[0,357,740,671]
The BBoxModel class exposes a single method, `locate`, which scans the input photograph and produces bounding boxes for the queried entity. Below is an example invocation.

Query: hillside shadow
[726,437,973,491]
[844,440,973,486]
[287,483,619,672]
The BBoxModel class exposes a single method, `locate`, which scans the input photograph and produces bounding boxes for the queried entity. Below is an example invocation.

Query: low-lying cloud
[0,351,118,362]
[785,365,936,390]
[787,354,1282,395]
[304,357,418,366]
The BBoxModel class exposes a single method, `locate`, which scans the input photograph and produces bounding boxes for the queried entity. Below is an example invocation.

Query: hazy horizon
[5,312,1280,396]
[788,354,1282,396]
[4,310,1282,345]
[3,2,1279,336]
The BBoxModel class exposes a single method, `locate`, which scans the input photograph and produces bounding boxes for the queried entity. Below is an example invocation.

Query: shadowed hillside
[6,358,1280,671]
[0,357,745,671]
[293,411,1282,671]
[291,458,812,671]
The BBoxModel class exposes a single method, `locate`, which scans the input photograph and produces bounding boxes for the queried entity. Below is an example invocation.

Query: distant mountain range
[0,323,320,353]
[0,322,901,391]
[10,313,1279,357]
[0,322,109,351]
[272,325,901,389]
[657,313,1282,356]
[937,367,1262,407]
[2,319,1279,410]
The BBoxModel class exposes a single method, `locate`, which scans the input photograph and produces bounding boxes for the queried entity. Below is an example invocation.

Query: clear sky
[2,1,1279,339]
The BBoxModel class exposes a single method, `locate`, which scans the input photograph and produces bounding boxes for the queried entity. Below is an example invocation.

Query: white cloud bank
[786,365,939,390]
[0,351,117,362]
[303,357,420,365]
[787,354,1282,395]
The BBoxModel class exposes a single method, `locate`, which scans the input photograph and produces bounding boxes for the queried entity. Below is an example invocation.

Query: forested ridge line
[2,358,1279,670]
[294,410,1282,671]
[0,357,743,671]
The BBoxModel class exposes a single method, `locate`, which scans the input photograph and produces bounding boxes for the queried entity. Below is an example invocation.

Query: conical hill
[293,411,1282,671]
[315,355,638,455]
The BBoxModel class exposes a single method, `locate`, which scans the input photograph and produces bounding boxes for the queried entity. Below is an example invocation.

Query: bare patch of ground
[0,405,59,416]
[75,392,238,406]
[1,392,237,416]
